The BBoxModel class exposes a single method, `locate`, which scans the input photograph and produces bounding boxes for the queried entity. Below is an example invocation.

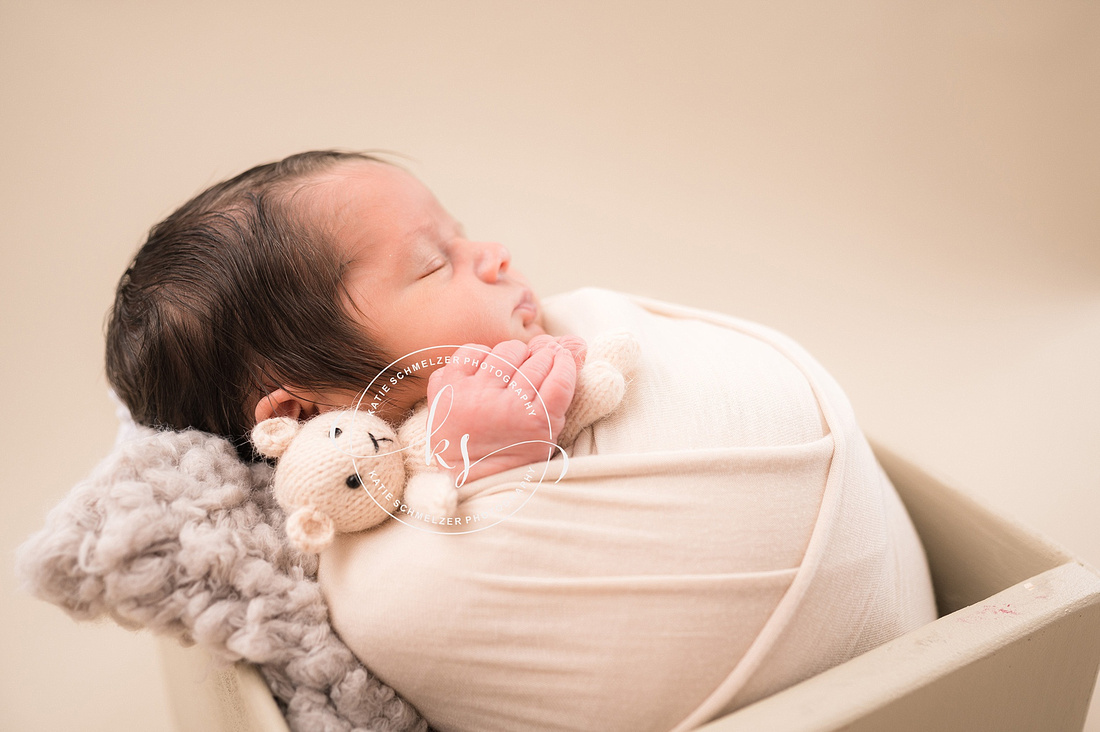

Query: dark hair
[105,150,417,460]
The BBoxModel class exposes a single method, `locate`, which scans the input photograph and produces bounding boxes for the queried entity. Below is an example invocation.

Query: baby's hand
[528,334,587,371]
[424,336,586,485]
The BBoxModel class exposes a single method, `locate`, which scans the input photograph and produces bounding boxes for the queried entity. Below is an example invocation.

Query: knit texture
[15,424,426,732]
[558,330,640,446]
[254,411,408,553]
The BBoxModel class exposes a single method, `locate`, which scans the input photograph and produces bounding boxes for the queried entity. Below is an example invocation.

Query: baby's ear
[251,416,302,459]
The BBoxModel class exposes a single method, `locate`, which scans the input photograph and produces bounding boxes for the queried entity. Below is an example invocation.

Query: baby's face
[311,160,547,379]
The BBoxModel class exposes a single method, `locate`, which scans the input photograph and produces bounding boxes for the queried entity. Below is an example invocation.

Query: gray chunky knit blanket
[15,423,426,732]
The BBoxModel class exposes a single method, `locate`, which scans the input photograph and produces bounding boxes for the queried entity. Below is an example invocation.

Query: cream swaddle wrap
[320,287,937,732]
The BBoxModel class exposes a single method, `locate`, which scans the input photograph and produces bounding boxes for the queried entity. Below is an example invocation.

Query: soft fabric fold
[320,287,937,732]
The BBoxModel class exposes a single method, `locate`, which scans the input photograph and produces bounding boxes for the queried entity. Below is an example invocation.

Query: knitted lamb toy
[254,331,640,552]
[251,409,431,553]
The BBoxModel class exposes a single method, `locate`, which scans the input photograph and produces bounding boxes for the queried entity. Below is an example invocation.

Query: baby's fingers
[485,340,531,383]
[514,343,559,392]
[446,344,494,376]
[530,334,587,370]
[534,346,579,419]
[556,335,587,370]
[443,341,528,380]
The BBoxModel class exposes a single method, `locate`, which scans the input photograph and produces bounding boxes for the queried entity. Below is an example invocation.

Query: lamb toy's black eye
[332,427,342,438]
[346,474,362,489]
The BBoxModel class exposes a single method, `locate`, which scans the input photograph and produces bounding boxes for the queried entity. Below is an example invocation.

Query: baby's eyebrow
[402,223,442,273]
[406,221,436,242]
[404,222,440,255]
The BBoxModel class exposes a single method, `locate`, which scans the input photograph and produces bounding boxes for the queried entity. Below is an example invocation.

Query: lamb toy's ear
[251,416,303,459]
[589,330,641,377]
[285,506,336,554]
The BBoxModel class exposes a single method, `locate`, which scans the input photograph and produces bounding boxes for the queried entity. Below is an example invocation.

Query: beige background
[2,1,1097,730]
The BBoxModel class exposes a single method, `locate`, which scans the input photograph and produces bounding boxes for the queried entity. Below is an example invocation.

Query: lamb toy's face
[251,410,408,553]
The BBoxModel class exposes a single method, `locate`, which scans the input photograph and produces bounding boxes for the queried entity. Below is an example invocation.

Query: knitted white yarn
[14,421,427,732]
[557,330,640,446]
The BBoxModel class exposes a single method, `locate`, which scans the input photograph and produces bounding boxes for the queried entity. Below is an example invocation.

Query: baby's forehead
[304,161,447,221]
[297,160,459,262]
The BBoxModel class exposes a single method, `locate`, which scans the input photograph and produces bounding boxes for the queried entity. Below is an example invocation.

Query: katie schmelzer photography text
[349,345,567,534]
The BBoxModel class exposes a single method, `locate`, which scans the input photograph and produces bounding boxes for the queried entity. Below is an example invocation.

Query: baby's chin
[522,314,548,340]
[513,298,547,340]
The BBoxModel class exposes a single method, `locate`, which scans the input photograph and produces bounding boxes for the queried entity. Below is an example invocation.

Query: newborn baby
[106,150,937,732]
[106,150,583,475]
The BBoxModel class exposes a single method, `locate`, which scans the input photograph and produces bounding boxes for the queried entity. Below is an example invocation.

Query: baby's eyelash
[421,260,447,278]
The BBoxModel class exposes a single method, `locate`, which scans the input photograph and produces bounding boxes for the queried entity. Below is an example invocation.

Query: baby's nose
[474,241,510,283]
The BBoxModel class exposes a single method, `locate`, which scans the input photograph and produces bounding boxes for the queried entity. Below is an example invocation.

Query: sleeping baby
[106,150,580,479]
[106,150,937,732]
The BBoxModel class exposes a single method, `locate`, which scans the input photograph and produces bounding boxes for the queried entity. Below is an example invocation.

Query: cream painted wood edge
[696,560,1100,731]
[233,663,291,732]
[871,438,1075,569]
[871,439,1079,613]
[157,637,290,732]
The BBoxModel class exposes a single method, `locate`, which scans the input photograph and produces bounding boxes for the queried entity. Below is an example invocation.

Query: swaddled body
[101,150,936,731]
[320,287,937,732]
